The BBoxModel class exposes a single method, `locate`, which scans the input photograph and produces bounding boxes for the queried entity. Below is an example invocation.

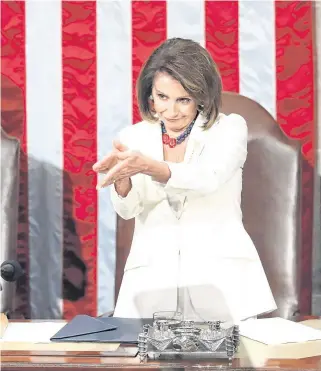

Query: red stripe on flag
[275,1,315,166]
[205,0,239,92]
[275,0,315,315]
[62,1,97,319]
[132,0,167,124]
[1,1,30,319]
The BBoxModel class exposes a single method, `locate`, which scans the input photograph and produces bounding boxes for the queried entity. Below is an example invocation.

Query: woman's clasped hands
[93,140,149,190]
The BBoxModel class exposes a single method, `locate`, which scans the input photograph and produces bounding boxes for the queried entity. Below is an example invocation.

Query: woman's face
[151,72,198,132]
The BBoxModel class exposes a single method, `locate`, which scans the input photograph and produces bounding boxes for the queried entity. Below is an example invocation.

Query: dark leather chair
[0,128,20,316]
[221,92,301,320]
[115,92,303,320]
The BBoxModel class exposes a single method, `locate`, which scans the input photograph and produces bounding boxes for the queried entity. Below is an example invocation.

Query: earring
[198,104,204,113]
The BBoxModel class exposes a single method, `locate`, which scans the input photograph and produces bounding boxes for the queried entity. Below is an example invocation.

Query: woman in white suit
[93,38,276,322]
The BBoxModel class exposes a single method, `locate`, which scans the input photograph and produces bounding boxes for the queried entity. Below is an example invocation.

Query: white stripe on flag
[96,0,132,316]
[167,0,205,47]
[25,0,63,319]
[239,0,276,118]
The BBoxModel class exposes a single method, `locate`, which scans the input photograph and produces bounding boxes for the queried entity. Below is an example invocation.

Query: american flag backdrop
[1,0,316,320]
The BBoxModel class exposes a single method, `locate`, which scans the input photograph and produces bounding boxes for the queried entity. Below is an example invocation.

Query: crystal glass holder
[138,315,240,362]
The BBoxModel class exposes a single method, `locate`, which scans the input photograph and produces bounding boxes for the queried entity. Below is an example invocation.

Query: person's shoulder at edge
[201,113,248,147]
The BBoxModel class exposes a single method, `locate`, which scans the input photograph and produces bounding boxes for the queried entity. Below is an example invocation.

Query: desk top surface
[1,353,320,371]
[1,317,321,371]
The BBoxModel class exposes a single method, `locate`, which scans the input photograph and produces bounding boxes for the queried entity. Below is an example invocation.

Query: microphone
[0,260,23,282]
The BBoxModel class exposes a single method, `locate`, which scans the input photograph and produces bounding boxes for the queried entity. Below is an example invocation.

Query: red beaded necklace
[161,116,197,148]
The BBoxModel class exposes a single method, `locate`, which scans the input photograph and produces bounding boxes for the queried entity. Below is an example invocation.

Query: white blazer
[110,113,277,322]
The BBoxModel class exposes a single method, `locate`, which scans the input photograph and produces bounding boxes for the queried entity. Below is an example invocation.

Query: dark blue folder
[50,315,153,344]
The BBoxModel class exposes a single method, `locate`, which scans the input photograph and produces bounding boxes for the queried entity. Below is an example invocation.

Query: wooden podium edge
[0,313,9,338]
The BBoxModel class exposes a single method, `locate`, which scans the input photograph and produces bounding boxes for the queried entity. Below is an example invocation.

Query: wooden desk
[1,318,321,371]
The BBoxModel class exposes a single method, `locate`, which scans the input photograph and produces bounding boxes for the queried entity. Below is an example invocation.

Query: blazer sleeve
[109,126,145,220]
[161,114,248,197]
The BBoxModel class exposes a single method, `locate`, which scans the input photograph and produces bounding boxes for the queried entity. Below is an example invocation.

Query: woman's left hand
[97,146,149,189]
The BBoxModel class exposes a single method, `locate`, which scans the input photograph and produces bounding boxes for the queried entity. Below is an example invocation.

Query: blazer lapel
[170,113,207,215]
[184,113,208,164]
[180,113,223,213]
[144,121,164,161]
[146,114,213,219]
